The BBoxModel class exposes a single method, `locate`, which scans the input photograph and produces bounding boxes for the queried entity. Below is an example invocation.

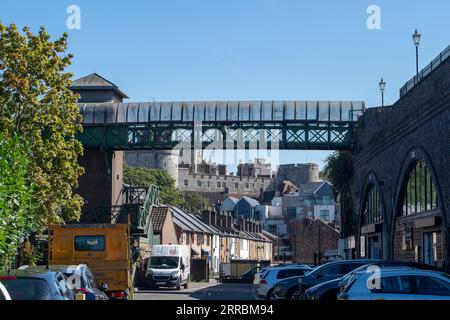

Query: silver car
[338,268,450,300]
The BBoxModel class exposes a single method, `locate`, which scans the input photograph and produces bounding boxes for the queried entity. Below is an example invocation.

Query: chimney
[220,214,227,228]
[210,211,217,226]
[246,219,252,233]
[227,212,233,229]
[239,216,245,231]
[201,211,211,225]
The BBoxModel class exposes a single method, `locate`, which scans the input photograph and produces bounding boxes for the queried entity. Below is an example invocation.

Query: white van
[145,245,190,290]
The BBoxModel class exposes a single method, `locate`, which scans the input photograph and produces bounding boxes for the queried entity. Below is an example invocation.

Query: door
[368,235,381,259]
[423,232,438,265]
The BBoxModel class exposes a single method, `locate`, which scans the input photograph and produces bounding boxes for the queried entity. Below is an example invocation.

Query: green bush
[0,134,36,268]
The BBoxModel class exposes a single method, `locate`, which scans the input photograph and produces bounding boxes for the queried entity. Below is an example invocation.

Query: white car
[253,264,311,285]
[256,266,311,299]
[253,268,269,285]
[338,268,450,300]
[0,282,12,300]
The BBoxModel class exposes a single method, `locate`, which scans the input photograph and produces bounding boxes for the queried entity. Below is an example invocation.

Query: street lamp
[412,29,421,80]
[379,78,386,107]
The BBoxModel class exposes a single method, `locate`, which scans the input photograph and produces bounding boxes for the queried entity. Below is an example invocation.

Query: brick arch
[391,146,448,265]
[356,171,388,258]
[357,171,387,229]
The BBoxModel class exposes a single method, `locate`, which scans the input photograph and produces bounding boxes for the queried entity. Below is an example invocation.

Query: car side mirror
[100,283,108,292]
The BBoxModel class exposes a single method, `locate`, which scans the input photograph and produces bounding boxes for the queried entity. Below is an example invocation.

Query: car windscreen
[1,278,51,300]
[149,256,179,269]
[75,235,105,251]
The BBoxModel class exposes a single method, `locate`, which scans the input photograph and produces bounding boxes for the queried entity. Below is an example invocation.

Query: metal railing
[400,45,450,97]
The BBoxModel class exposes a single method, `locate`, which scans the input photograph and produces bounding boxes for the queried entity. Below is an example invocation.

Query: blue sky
[1,0,449,172]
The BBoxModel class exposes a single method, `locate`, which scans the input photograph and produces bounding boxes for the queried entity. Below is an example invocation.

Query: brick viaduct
[350,51,450,269]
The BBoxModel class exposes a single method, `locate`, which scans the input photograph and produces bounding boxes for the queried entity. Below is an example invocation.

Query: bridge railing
[400,45,450,97]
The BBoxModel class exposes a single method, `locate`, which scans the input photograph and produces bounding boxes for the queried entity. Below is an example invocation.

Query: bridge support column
[76,149,123,215]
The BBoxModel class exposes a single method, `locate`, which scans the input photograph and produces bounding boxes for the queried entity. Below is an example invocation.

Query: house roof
[70,73,129,98]
[150,206,170,232]
[297,181,327,196]
[170,206,220,235]
[237,196,260,208]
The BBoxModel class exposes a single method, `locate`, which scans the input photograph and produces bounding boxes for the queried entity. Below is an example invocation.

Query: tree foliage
[0,134,36,268]
[123,164,183,206]
[322,151,356,238]
[322,151,354,194]
[123,165,211,213]
[0,23,84,226]
[181,191,211,214]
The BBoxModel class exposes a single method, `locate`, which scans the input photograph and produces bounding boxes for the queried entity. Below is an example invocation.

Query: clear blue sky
[2,0,449,171]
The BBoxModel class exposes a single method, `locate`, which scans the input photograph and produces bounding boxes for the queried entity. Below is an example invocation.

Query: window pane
[416,276,450,296]
[75,236,105,251]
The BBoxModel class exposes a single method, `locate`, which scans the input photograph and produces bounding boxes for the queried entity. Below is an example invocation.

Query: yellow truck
[48,223,133,300]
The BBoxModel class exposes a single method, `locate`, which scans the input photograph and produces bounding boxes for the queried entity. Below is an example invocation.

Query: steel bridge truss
[78,100,364,150]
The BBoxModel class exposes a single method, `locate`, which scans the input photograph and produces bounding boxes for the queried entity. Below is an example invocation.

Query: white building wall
[239,239,250,260]
[212,234,220,273]
[313,205,336,222]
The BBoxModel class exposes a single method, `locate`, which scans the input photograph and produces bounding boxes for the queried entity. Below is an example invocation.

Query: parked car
[239,266,263,283]
[337,268,450,300]
[49,265,109,300]
[273,259,380,300]
[0,282,12,300]
[303,261,449,301]
[256,266,312,299]
[253,268,269,285]
[253,263,311,286]
[0,267,75,300]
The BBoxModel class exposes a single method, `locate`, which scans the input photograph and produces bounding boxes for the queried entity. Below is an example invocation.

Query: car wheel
[285,289,296,301]
[183,282,189,289]
[265,289,273,300]
[290,291,299,301]
[176,279,181,291]
[321,290,338,301]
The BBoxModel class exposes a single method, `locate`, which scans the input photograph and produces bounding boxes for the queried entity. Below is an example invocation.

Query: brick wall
[290,218,340,264]
[350,53,450,266]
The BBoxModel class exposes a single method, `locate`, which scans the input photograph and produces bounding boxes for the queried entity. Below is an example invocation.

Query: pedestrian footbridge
[78,100,365,150]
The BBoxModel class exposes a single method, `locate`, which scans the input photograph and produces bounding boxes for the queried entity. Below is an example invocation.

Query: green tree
[181,191,211,214]
[0,134,36,268]
[0,23,84,226]
[123,165,183,207]
[123,165,211,213]
[322,151,356,238]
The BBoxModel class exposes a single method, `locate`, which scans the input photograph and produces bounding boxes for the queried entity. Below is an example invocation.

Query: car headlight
[171,271,179,279]
[146,269,153,277]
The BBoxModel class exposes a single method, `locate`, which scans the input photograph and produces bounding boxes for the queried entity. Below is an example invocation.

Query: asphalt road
[134,282,258,300]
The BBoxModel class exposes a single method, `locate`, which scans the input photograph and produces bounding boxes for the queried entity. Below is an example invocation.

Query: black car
[49,265,109,300]
[271,259,380,300]
[0,266,75,300]
[303,261,449,301]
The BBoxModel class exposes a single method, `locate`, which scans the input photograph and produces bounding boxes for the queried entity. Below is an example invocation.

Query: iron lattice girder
[78,121,356,150]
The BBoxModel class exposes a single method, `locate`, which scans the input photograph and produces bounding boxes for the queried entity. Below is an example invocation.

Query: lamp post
[379,78,386,107]
[412,29,421,81]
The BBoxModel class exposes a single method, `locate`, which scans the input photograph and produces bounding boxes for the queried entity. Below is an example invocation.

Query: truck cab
[145,245,190,290]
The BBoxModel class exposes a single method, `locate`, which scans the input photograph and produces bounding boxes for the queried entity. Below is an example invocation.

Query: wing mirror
[100,283,109,292]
